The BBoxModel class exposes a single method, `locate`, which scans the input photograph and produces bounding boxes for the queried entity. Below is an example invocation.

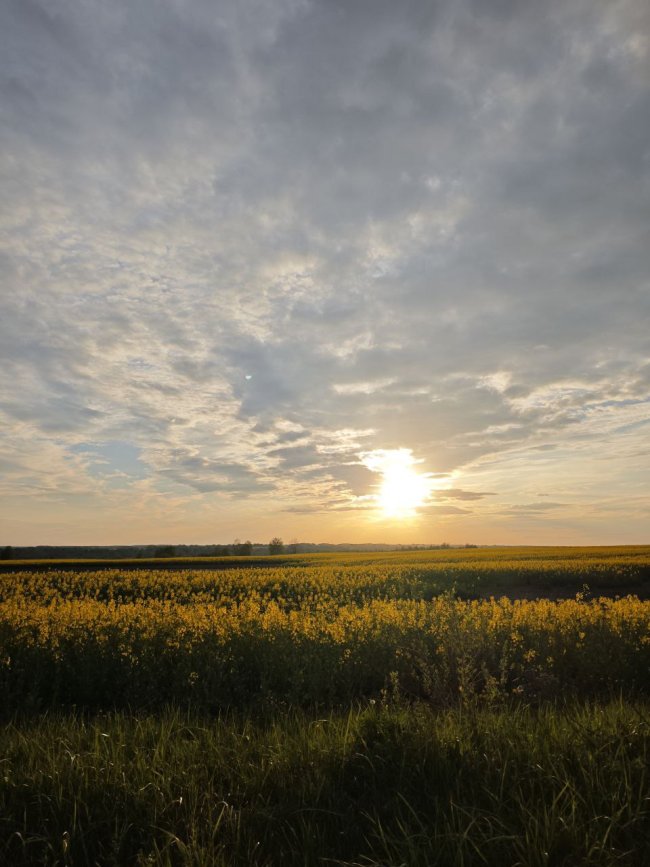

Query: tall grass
[1,701,648,866]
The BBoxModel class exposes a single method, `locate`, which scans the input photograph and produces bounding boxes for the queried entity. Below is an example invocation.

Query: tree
[233,539,253,556]
[269,537,284,555]
[154,545,176,558]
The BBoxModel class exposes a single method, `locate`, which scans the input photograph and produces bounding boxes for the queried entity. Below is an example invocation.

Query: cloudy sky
[1,0,649,546]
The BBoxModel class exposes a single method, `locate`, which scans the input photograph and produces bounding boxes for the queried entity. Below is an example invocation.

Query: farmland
[1,547,650,864]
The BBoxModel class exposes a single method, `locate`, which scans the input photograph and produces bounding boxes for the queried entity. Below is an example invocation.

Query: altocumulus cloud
[0,0,648,544]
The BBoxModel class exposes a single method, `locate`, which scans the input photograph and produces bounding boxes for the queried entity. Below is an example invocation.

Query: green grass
[1,701,648,866]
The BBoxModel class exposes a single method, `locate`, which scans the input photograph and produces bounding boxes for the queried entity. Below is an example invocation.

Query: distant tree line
[150,540,256,558]
[2,542,254,561]
[1,540,480,561]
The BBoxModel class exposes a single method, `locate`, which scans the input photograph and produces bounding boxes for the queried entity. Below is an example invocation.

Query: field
[1,547,650,865]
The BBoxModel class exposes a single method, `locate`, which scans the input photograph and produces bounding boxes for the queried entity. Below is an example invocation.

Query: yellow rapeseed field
[1,547,649,710]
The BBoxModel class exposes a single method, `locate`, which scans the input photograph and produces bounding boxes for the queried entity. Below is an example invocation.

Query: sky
[1,0,649,547]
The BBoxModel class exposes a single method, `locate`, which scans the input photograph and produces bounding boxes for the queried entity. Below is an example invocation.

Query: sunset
[362,448,437,519]
[1,1,649,864]
[1,0,648,547]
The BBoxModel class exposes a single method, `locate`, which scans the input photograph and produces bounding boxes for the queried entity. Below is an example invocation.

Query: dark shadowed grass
[1,700,648,866]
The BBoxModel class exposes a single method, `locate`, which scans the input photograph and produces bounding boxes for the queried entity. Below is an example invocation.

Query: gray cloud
[439,489,496,501]
[1,0,648,542]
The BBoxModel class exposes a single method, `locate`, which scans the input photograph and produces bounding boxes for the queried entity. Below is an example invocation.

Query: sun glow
[362,448,435,519]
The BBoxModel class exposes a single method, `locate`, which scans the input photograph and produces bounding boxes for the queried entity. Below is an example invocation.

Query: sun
[362,448,435,519]
[378,463,432,518]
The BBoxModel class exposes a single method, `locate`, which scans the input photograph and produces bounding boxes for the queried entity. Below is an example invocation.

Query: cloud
[438,489,496,501]
[0,0,648,543]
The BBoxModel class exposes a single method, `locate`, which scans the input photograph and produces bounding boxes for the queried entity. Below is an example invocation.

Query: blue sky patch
[69,441,148,485]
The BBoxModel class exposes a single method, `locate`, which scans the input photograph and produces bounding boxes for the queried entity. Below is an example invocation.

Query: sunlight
[362,448,435,519]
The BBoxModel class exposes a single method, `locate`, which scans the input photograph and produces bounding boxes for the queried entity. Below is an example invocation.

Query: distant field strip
[2,546,650,603]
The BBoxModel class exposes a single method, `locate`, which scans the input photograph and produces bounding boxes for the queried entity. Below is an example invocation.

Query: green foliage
[1,702,649,866]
